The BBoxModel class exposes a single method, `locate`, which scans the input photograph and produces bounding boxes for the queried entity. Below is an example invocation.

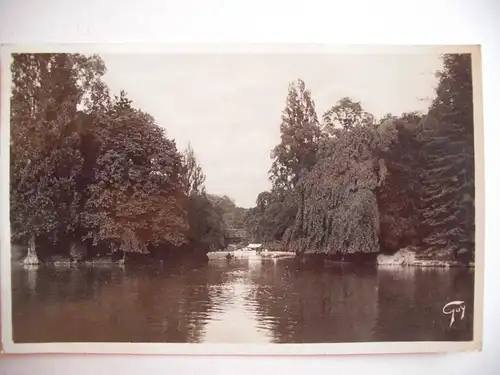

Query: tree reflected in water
[11,259,474,343]
[373,267,474,341]
[13,263,218,343]
[247,259,379,343]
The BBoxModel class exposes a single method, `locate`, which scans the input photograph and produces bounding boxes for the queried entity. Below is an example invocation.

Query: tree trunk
[23,234,40,265]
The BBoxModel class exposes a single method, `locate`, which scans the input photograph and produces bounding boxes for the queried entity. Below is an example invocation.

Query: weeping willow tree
[248,54,475,263]
[284,122,397,256]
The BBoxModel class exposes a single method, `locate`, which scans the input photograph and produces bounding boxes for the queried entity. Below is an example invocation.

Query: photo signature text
[442,301,466,328]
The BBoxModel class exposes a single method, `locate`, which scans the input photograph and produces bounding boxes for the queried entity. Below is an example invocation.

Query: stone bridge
[226,228,249,244]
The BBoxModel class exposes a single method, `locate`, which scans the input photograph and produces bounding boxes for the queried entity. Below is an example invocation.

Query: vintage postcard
[0,44,484,355]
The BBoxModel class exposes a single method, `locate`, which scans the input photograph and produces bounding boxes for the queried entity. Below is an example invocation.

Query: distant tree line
[244,54,475,263]
[10,53,244,264]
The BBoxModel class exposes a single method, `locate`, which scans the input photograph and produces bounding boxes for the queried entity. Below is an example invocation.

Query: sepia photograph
[0,44,484,355]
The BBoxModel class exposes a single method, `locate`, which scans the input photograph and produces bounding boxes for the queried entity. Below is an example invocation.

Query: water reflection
[248,261,380,343]
[203,259,272,343]
[374,266,474,341]
[11,258,474,343]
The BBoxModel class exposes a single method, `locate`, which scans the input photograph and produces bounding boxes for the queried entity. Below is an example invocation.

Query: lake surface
[11,257,474,343]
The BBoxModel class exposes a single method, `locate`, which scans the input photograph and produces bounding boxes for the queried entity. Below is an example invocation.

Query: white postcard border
[0,43,484,355]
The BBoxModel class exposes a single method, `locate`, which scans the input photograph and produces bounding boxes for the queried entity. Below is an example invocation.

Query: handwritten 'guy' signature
[442,301,466,328]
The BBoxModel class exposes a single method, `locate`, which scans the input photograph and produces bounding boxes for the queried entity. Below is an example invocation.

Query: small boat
[225,253,235,260]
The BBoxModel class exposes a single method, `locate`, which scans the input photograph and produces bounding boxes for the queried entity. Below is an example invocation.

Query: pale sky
[100,53,442,208]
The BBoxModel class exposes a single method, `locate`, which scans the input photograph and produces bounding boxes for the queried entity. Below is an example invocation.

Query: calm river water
[11,257,474,343]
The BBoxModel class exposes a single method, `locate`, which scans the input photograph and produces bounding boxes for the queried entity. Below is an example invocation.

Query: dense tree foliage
[10,53,108,262]
[284,105,394,256]
[245,79,322,244]
[208,195,248,229]
[322,97,374,134]
[376,112,425,253]
[245,188,298,244]
[181,146,226,253]
[246,53,475,263]
[420,54,475,260]
[82,92,189,255]
[10,52,475,265]
[182,143,206,196]
[269,79,322,190]
[10,53,227,264]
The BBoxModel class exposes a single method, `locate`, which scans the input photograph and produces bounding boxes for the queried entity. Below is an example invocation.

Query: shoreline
[376,248,475,268]
[376,261,475,268]
[13,248,475,269]
[14,259,475,269]
[13,258,475,268]
[15,259,124,268]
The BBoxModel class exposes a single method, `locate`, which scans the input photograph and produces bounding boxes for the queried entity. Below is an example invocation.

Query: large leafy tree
[83,91,189,254]
[246,79,321,244]
[269,79,322,190]
[10,53,107,262]
[11,55,193,262]
[322,97,374,134]
[245,55,475,263]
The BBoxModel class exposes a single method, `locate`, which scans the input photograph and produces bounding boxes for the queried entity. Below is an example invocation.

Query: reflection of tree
[24,265,39,292]
[247,259,379,343]
[373,267,474,341]
[114,265,214,343]
[12,258,475,344]
[12,264,219,343]
[12,265,119,342]
[13,265,114,305]
[371,267,417,341]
